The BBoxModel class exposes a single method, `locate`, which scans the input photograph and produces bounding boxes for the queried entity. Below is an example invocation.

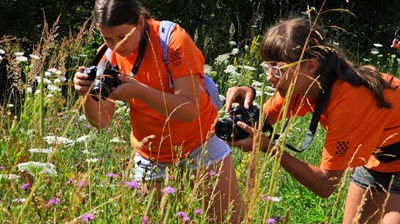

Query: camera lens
[215,118,234,141]
[91,79,112,101]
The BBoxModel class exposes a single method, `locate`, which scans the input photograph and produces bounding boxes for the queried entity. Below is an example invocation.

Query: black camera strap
[274,88,330,153]
[130,21,149,76]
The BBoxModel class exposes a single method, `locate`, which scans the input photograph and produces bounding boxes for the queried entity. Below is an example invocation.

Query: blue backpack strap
[159,20,221,109]
[159,20,176,88]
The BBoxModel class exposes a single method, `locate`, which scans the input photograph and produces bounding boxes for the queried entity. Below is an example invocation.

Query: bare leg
[204,154,244,223]
[343,182,400,224]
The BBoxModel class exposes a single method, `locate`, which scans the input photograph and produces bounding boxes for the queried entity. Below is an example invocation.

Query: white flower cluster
[17,161,57,177]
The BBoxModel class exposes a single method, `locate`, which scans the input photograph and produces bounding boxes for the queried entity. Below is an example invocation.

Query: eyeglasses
[260,62,284,78]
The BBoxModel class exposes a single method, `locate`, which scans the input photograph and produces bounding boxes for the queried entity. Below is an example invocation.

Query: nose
[266,73,279,87]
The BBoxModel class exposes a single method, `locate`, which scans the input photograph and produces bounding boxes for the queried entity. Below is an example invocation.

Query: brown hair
[94,0,151,27]
[261,17,395,108]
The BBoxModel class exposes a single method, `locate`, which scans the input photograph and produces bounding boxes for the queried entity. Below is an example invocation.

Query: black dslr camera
[84,61,121,101]
[215,104,272,141]
[395,28,400,41]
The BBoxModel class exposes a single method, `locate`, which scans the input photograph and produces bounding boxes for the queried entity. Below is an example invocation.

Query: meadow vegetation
[0,5,399,224]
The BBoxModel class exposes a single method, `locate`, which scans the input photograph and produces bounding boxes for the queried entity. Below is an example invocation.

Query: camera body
[395,28,400,41]
[84,61,121,101]
[215,104,271,141]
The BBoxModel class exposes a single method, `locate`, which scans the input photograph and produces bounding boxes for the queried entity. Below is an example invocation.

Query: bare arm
[109,74,201,122]
[233,121,343,198]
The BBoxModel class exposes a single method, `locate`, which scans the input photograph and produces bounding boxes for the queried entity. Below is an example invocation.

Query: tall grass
[1,5,400,224]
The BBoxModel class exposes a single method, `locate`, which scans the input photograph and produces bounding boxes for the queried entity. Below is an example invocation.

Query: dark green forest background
[0,0,399,104]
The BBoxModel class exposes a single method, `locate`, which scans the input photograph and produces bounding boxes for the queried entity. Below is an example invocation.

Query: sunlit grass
[1,6,400,224]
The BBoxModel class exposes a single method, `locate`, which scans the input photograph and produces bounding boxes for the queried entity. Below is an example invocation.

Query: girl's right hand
[225,86,255,114]
[391,39,400,51]
[73,66,93,96]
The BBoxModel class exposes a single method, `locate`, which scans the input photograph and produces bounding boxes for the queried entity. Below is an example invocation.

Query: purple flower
[142,216,149,224]
[65,178,74,185]
[162,186,176,195]
[266,218,276,224]
[107,173,117,180]
[21,183,30,190]
[81,212,94,222]
[176,211,190,222]
[194,208,202,215]
[209,171,217,176]
[47,197,60,205]
[125,180,140,189]
[0,166,4,170]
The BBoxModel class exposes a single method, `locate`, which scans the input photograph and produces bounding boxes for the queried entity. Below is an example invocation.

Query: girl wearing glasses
[73,0,243,222]
[225,17,400,223]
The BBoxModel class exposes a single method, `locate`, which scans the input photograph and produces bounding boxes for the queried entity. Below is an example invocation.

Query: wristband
[247,86,256,102]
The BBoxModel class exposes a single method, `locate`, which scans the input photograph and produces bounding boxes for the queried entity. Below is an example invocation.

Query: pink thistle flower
[194,208,202,215]
[176,211,190,222]
[47,197,60,205]
[209,171,217,176]
[125,180,140,189]
[81,212,94,222]
[21,183,30,190]
[162,186,176,195]
[142,216,149,224]
[107,173,117,180]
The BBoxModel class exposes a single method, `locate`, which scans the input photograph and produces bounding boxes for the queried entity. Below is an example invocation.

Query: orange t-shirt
[103,19,217,163]
[264,73,400,172]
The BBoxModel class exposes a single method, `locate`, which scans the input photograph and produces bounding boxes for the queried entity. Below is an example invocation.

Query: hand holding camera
[391,28,400,51]
[84,61,121,101]
[215,104,273,142]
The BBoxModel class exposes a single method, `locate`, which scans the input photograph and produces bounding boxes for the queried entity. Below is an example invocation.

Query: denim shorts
[351,166,400,194]
[130,134,231,181]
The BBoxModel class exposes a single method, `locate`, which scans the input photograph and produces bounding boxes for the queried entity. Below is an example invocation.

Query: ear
[305,58,319,76]
[138,15,145,30]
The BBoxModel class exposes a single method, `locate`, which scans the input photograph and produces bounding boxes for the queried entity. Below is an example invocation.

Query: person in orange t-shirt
[73,0,243,222]
[225,18,400,223]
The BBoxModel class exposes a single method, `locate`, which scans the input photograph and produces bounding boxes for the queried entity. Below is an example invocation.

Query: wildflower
[14,52,24,56]
[209,171,217,176]
[125,180,140,189]
[47,197,60,205]
[77,135,92,142]
[110,137,125,143]
[373,43,383,48]
[371,50,379,55]
[47,84,61,92]
[0,49,5,54]
[47,68,62,75]
[7,104,14,108]
[13,198,27,204]
[0,174,21,181]
[229,41,237,46]
[224,65,241,76]
[142,216,150,224]
[242,65,257,71]
[86,158,99,163]
[43,135,75,145]
[65,178,74,185]
[194,208,202,215]
[15,56,28,63]
[214,53,230,65]
[107,173,117,180]
[21,183,30,190]
[28,148,53,154]
[162,186,176,195]
[261,195,282,202]
[176,211,190,222]
[17,161,57,177]
[0,166,3,171]
[231,48,239,55]
[266,218,276,224]
[81,212,95,222]
[78,181,88,187]
[29,54,40,60]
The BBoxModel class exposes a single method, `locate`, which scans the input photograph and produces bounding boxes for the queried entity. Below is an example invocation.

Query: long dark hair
[94,0,151,27]
[261,17,395,108]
